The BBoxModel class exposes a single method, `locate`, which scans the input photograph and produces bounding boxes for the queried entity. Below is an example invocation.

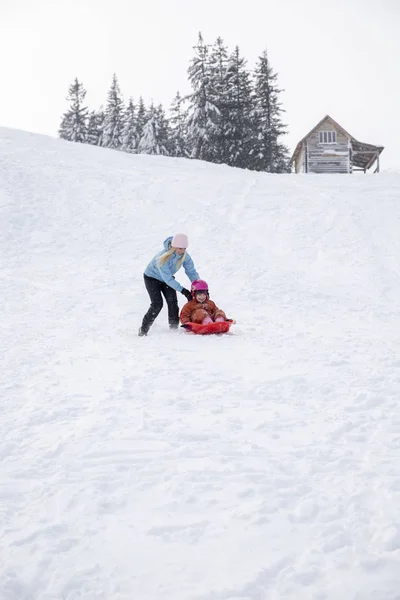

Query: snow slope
[1,127,400,600]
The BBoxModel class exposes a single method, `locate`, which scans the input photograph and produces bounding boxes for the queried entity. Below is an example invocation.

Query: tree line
[59,33,290,173]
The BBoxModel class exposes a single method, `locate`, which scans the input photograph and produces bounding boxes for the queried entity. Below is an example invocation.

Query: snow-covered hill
[1,127,400,600]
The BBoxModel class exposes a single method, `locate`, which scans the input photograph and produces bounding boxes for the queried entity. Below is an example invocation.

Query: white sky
[1,0,399,168]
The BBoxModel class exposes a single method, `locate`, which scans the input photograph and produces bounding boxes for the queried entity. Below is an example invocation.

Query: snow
[1,126,400,600]
[322,150,348,155]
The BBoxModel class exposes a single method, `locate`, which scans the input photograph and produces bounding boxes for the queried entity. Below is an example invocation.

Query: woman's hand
[181,288,192,301]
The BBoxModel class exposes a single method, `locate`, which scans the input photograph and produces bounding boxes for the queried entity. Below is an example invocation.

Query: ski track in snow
[1,128,400,600]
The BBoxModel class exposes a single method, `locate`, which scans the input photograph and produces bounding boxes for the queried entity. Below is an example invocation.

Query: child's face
[195,291,207,303]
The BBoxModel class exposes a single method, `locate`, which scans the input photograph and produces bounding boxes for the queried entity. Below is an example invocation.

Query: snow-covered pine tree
[135,97,147,150]
[169,92,189,157]
[186,32,219,161]
[102,73,125,150]
[86,111,98,145]
[251,50,290,173]
[154,104,171,155]
[121,98,137,153]
[223,46,254,169]
[86,109,105,146]
[137,105,168,155]
[96,108,105,147]
[208,37,229,163]
[58,78,88,143]
[209,37,229,93]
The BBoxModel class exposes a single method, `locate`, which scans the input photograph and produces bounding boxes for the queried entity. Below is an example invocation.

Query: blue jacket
[144,236,199,292]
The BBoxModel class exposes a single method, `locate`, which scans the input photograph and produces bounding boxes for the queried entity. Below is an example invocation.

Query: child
[180,280,227,325]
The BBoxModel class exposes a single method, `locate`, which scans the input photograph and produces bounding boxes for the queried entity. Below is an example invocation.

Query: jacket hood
[163,236,173,251]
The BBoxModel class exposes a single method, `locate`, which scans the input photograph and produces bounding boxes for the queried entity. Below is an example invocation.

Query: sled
[181,320,235,335]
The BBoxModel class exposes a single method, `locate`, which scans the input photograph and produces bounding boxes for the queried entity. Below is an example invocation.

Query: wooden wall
[295,120,352,174]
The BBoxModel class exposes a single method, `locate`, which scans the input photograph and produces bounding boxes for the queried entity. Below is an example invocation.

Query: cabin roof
[290,115,384,171]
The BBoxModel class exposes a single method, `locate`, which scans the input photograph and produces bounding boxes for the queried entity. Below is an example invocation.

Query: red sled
[182,320,235,335]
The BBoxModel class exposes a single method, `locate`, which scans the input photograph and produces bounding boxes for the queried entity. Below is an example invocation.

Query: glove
[181,288,192,301]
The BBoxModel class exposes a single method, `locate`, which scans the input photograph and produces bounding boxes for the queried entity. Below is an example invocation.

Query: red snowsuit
[180,298,227,325]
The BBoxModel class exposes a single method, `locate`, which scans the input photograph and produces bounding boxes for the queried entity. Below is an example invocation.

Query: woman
[138,233,200,336]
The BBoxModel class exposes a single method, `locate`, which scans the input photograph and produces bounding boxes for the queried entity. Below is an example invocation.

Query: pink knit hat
[171,233,188,248]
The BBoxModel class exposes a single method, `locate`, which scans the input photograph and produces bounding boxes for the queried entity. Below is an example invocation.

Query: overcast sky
[1,0,399,169]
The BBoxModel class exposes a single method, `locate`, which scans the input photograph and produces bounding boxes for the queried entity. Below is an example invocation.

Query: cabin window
[319,130,337,144]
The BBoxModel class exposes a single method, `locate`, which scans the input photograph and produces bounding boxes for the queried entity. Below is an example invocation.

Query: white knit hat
[171,233,189,248]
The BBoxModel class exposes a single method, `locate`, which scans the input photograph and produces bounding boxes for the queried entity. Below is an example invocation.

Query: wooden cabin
[290,115,384,174]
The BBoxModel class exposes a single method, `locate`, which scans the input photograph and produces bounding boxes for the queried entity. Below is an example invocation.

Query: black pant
[141,274,179,333]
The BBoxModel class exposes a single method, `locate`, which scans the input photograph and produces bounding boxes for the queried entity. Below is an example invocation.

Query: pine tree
[121,98,137,153]
[169,92,189,157]
[186,32,220,161]
[96,108,106,147]
[154,104,170,155]
[102,73,125,149]
[86,111,98,145]
[86,109,104,146]
[58,78,88,142]
[137,104,169,155]
[209,37,229,91]
[208,37,229,163]
[223,46,254,169]
[135,97,147,150]
[251,50,290,173]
